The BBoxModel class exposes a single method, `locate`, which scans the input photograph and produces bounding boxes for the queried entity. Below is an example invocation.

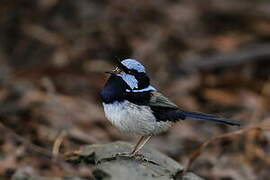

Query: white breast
[102,101,171,136]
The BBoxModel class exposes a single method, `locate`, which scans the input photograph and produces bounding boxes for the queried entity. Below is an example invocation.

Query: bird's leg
[130,136,152,156]
[115,137,145,157]
[130,136,145,155]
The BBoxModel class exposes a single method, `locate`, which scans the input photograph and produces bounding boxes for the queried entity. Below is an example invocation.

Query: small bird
[100,59,241,156]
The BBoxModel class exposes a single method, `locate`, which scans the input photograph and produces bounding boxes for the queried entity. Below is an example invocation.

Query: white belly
[102,101,171,135]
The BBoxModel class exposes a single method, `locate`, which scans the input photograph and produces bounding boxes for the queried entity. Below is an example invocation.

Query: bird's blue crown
[121,59,146,73]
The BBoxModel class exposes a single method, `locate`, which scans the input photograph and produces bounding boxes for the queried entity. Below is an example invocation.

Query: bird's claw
[115,152,130,157]
[114,152,159,165]
[115,152,144,158]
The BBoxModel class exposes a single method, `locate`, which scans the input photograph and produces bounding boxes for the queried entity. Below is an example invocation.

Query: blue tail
[179,110,242,126]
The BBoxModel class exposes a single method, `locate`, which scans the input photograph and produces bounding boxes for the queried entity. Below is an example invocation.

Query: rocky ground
[1,0,270,179]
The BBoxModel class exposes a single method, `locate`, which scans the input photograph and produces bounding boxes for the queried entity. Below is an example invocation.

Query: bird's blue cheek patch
[117,74,138,89]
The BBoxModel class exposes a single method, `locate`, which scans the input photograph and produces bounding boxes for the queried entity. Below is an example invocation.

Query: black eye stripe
[128,69,137,74]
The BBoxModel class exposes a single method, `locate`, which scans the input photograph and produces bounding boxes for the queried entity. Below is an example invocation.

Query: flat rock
[12,141,204,180]
[71,141,204,180]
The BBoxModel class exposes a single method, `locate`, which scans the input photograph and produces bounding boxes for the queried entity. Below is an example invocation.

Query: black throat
[100,74,127,103]
[100,73,152,105]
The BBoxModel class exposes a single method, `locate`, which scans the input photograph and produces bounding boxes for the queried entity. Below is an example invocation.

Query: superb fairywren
[101,59,241,156]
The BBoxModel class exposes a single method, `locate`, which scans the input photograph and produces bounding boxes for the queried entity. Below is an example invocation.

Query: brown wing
[149,91,178,109]
[148,91,186,121]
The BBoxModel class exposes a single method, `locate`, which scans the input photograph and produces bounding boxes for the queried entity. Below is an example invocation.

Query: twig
[52,130,67,157]
[183,125,270,174]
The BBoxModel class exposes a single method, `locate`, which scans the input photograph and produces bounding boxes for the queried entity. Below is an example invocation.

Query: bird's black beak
[105,67,121,75]
[105,71,114,75]
[105,66,122,75]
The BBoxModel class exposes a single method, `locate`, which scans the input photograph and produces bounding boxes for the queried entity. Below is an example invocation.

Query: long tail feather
[179,110,242,126]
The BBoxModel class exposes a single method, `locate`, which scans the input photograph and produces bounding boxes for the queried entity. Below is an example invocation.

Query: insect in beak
[105,67,122,74]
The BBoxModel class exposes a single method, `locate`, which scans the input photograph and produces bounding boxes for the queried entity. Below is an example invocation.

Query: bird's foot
[115,152,144,158]
[114,152,159,165]
[115,152,130,157]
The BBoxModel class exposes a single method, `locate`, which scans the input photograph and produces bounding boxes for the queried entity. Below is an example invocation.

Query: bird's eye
[127,69,137,75]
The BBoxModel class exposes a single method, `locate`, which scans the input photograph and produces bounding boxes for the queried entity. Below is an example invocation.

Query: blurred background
[1,0,270,179]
